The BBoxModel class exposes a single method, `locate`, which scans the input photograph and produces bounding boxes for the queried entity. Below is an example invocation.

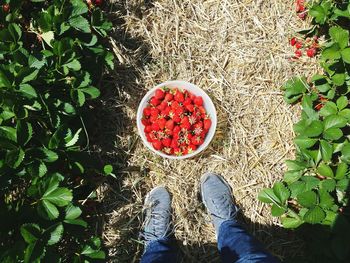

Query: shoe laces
[210,193,238,220]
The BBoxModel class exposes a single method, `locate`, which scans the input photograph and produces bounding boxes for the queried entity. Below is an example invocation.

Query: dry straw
[97,0,321,262]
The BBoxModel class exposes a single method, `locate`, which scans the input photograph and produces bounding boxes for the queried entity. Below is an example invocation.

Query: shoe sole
[200,172,234,211]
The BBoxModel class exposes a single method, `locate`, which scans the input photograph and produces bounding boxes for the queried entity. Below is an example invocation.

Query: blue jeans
[140,220,280,263]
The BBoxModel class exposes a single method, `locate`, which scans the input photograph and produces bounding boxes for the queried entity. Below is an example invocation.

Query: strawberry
[157,101,167,111]
[146,133,152,142]
[203,119,211,130]
[173,125,181,134]
[174,89,185,102]
[185,104,195,112]
[155,89,165,99]
[151,122,160,131]
[191,136,204,146]
[2,4,9,12]
[165,119,174,131]
[94,0,103,6]
[189,92,196,100]
[144,125,152,133]
[188,144,197,153]
[171,139,179,149]
[175,107,184,116]
[141,118,150,126]
[294,50,302,58]
[149,132,158,142]
[152,140,163,150]
[162,138,171,147]
[164,92,174,102]
[157,118,167,129]
[150,97,161,106]
[290,37,297,46]
[162,106,171,116]
[174,147,182,156]
[306,48,317,58]
[150,107,159,116]
[295,41,302,49]
[194,96,203,106]
[183,98,192,106]
[172,113,181,123]
[171,101,180,109]
[150,114,158,123]
[298,13,306,20]
[143,107,151,116]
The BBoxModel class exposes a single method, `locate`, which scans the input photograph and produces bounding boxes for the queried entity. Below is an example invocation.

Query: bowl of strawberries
[136,80,217,159]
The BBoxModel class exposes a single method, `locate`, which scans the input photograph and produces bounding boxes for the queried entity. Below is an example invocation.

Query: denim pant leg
[140,238,178,263]
[217,220,280,263]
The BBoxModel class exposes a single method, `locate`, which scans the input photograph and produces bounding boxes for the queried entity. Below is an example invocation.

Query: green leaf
[320,140,333,162]
[320,179,336,192]
[289,181,306,198]
[341,48,350,64]
[18,84,37,99]
[309,5,327,24]
[71,89,86,107]
[329,26,349,49]
[65,59,81,71]
[0,69,11,88]
[341,143,350,162]
[271,204,285,217]
[282,77,308,104]
[319,190,334,209]
[332,73,346,86]
[69,16,91,33]
[42,188,73,207]
[17,121,33,145]
[27,161,47,177]
[304,120,323,137]
[24,242,46,263]
[21,224,41,244]
[303,206,326,224]
[339,108,350,120]
[47,224,63,246]
[285,160,308,171]
[5,147,25,168]
[19,69,39,84]
[71,0,89,16]
[337,178,350,191]
[319,101,337,117]
[0,126,17,142]
[40,148,59,163]
[336,163,348,179]
[294,136,318,149]
[41,31,54,47]
[336,96,348,110]
[37,200,59,220]
[324,115,347,129]
[103,164,113,175]
[283,170,302,184]
[317,163,334,178]
[65,204,82,220]
[258,188,279,204]
[312,74,331,93]
[64,218,87,227]
[281,215,303,229]
[323,127,343,140]
[80,86,100,99]
[273,182,290,204]
[65,128,81,147]
[322,44,341,60]
[297,191,317,208]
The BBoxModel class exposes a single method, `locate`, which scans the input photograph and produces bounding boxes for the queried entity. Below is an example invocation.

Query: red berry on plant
[294,50,302,58]
[295,41,302,49]
[306,48,317,58]
[290,37,297,46]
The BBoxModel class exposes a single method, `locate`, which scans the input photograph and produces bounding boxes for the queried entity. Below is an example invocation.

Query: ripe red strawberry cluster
[296,0,307,20]
[290,36,318,58]
[141,88,212,156]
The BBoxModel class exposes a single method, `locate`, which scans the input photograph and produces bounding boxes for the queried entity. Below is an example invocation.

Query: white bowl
[136,80,217,160]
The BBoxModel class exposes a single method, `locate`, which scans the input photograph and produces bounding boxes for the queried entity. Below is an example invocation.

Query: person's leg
[200,173,280,263]
[139,186,178,263]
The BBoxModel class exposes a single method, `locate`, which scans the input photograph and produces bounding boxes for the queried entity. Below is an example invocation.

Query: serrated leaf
[65,128,81,147]
[258,188,279,204]
[324,115,347,130]
[303,206,326,224]
[273,182,290,204]
[309,5,327,24]
[283,170,302,184]
[37,200,59,220]
[71,0,89,16]
[332,73,346,86]
[337,179,350,191]
[17,121,33,145]
[317,163,334,178]
[65,204,82,220]
[329,26,349,49]
[320,140,333,162]
[281,215,303,229]
[5,147,25,168]
[40,148,58,163]
[294,136,318,149]
[304,120,323,138]
[339,108,350,120]
[322,44,341,60]
[24,242,46,263]
[271,204,285,217]
[312,74,331,93]
[47,224,63,246]
[65,59,81,71]
[27,161,47,177]
[69,16,91,33]
[319,190,334,209]
[336,162,348,179]
[0,126,17,142]
[64,218,87,227]
[80,86,100,99]
[43,188,73,207]
[297,191,317,208]
[41,31,54,47]
[21,224,41,244]
[285,160,308,171]
[18,84,37,99]
[320,179,336,192]
[289,181,306,198]
[323,127,343,141]
[341,48,350,64]
[319,101,337,117]
[336,96,348,110]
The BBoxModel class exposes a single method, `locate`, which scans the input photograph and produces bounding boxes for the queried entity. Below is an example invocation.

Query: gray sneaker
[200,173,239,234]
[141,186,172,247]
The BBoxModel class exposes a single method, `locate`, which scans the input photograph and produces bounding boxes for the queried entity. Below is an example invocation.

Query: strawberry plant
[260,1,350,262]
[0,0,114,262]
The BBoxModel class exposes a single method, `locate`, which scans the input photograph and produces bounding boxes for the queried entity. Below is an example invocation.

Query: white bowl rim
[136,80,217,160]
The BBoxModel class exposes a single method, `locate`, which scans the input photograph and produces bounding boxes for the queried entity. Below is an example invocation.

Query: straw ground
[94,0,321,262]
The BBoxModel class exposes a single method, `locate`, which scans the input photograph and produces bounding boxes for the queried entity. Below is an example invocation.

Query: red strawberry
[172,114,181,123]
[189,92,196,100]
[171,139,179,149]
[198,106,206,114]
[146,133,152,142]
[162,138,171,147]
[165,119,174,131]
[294,50,302,58]
[174,89,185,102]
[151,122,160,131]
[171,101,180,109]
[298,13,306,20]
[157,118,167,129]
[150,114,158,123]
[185,104,195,112]
[188,144,197,153]
[142,118,150,126]
[162,106,171,116]
[203,119,212,130]
[174,148,182,156]
[175,107,184,116]
[173,125,181,134]
[157,101,167,111]
[290,37,297,46]
[152,140,163,150]
[143,107,151,116]
[191,136,204,146]
[149,132,158,142]
[306,48,317,58]
[194,96,203,106]
[295,41,302,49]
[144,125,152,133]
[3,4,9,12]
[155,89,165,99]
[150,108,159,116]
[164,93,174,102]
[150,97,161,106]
[183,98,192,106]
